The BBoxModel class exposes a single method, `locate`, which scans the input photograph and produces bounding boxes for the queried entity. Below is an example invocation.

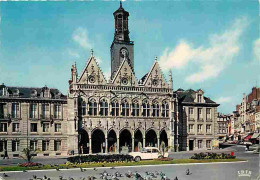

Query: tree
[21,147,40,163]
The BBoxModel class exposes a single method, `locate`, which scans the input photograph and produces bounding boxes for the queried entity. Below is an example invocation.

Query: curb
[0,160,248,174]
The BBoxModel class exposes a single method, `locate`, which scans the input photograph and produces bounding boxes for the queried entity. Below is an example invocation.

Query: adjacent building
[0,85,67,157]
[176,89,219,151]
[236,87,260,135]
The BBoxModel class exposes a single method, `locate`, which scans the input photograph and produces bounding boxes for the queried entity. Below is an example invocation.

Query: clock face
[120,48,129,58]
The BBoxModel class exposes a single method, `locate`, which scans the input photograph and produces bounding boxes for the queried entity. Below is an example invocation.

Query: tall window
[81,101,86,116]
[0,104,4,118]
[12,140,19,152]
[198,140,202,148]
[29,103,37,119]
[198,108,202,120]
[12,103,19,118]
[42,123,50,132]
[54,104,61,119]
[88,99,97,116]
[0,140,7,152]
[132,101,140,117]
[54,140,61,151]
[55,123,61,132]
[206,108,211,120]
[162,101,169,117]
[188,124,194,133]
[111,101,119,116]
[30,140,37,151]
[12,123,20,132]
[42,140,50,151]
[197,124,203,133]
[121,100,130,116]
[30,123,38,132]
[152,102,160,117]
[41,104,49,119]
[100,99,108,116]
[206,140,211,148]
[142,100,150,117]
[0,123,7,132]
[189,108,194,119]
[206,125,211,133]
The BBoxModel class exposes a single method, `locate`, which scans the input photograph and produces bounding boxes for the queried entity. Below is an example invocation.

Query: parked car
[129,147,168,162]
[248,144,260,151]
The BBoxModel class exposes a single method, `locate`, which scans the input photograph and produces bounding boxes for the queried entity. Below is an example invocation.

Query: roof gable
[111,59,138,86]
[142,61,168,88]
[78,56,106,85]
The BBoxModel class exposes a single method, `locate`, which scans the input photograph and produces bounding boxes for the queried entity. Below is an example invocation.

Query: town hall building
[0,3,219,157]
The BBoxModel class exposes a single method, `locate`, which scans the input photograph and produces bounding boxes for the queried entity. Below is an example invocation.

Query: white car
[129,147,168,162]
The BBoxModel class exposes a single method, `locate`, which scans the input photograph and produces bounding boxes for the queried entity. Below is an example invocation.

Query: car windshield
[152,149,159,153]
[141,148,152,153]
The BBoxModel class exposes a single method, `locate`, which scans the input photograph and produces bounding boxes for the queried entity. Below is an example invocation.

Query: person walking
[3,148,9,159]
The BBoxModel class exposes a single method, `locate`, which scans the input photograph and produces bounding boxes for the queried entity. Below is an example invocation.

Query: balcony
[197,119,204,122]
[206,119,213,122]
[0,114,11,121]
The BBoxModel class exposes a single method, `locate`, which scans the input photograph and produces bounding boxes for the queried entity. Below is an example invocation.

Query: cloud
[215,96,232,104]
[72,27,92,50]
[253,38,260,62]
[95,56,102,65]
[68,49,80,59]
[103,70,111,81]
[159,17,249,83]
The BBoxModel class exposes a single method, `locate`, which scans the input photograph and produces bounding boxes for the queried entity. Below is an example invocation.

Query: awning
[251,133,260,139]
[244,135,252,141]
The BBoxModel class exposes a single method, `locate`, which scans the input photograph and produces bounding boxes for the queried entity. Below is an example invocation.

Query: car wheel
[135,156,141,162]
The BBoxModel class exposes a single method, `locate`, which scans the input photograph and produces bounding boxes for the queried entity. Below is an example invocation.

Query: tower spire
[168,69,173,89]
[120,0,122,8]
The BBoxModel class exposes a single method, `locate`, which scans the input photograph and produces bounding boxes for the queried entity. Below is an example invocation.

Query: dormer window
[43,90,49,98]
[14,89,19,97]
[31,90,37,98]
[198,94,202,103]
[1,87,7,96]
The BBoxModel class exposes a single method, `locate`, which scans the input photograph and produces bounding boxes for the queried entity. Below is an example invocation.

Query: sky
[0,0,259,114]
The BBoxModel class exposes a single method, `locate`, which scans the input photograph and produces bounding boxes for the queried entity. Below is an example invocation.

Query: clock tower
[111,1,134,79]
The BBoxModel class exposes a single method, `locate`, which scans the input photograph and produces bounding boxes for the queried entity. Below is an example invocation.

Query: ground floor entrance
[79,128,170,154]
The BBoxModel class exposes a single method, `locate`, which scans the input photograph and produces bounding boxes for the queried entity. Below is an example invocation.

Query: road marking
[0,160,248,174]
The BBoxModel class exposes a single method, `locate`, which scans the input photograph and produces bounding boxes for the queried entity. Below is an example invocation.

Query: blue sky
[0,1,259,114]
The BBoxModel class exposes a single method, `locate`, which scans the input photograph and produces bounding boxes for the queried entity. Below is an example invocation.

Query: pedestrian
[3,148,9,159]
[246,144,250,151]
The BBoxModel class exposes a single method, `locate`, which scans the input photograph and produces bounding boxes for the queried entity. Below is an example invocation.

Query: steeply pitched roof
[1,85,66,99]
[176,89,217,104]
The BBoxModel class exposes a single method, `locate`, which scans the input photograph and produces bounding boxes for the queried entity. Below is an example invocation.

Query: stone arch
[145,129,158,147]
[107,129,117,153]
[119,128,132,153]
[121,97,131,103]
[134,129,143,152]
[99,96,108,102]
[160,129,168,151]
[79,128,89,154]
[132,97,140,104]
[152,98,160,104]
[88,96,98,102]
[91,128,105,153]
